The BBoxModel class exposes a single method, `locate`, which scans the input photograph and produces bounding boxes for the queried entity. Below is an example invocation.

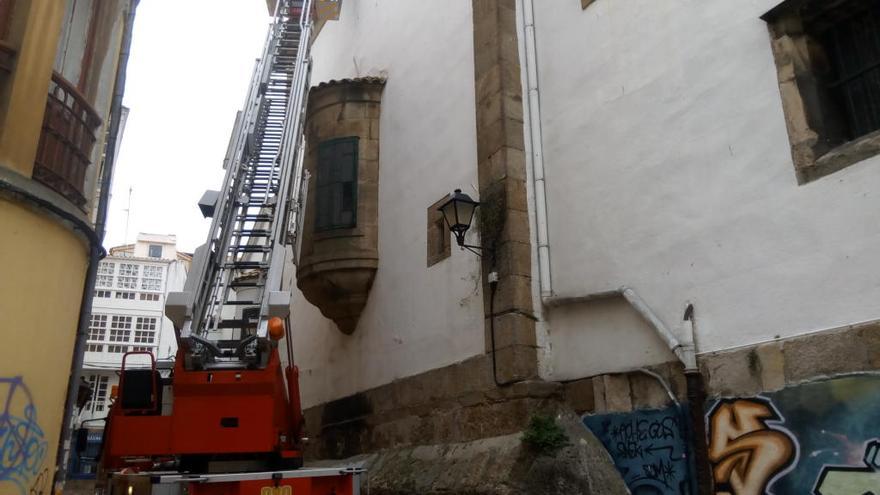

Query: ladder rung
[228,281,263,288]
[229,246,272,253]
[223,262,267,269]
[216,319,258,329]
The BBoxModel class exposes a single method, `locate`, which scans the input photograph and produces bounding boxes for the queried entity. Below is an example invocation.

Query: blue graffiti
[584,406,695,495]
[0,376,48,495]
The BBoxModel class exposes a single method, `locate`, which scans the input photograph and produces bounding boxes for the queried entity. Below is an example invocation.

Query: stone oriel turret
[297,78,385,334]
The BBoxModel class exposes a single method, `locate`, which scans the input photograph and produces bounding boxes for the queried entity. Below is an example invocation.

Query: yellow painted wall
[0,197,88,495]
[0,0,66,178]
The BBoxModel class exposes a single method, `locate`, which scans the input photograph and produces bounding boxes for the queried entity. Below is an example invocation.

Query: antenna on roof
[123,186,133,247]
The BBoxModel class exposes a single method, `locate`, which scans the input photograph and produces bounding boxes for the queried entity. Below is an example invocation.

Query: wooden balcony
[33,72,102,208]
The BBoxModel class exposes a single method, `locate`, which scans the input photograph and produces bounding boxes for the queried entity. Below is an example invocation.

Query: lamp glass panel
[455,200,476,231]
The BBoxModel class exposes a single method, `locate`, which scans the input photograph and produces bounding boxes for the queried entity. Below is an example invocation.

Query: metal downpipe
[519,0,552,298]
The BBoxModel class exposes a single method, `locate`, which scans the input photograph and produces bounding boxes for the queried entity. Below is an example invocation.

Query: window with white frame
[86,343,104,352]
[88,314,107,342]
[115,291,135,300]
[96,262,115,288]
[148,244,163,258]
[107,345,129,353]
[85,374,110,412]
[109,316,132,343]
[117,263,139,289]
[134,317,157,345]
[141,265,164,291]
[94,290,111,298]
[139,293,160,301]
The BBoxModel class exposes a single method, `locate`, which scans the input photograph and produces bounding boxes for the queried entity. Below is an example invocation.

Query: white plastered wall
[531,0,880,381]
[286,0,484,408]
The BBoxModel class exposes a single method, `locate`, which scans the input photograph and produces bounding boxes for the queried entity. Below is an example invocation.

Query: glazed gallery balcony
[33,71,101,208]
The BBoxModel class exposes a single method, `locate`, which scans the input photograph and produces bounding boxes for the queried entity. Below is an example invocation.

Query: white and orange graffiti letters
[707,398,798,495]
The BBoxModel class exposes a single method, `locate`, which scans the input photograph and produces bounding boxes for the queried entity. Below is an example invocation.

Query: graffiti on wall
[706,398,798,494]
[705,374,880,495]
[583,405,695,494]
[0,376,48,495]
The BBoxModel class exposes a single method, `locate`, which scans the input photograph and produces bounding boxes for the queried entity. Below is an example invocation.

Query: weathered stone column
[472,0,538,383]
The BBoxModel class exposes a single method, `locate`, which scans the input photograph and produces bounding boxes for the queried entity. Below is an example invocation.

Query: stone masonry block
[365,102,381,119]
[342,101,367,119]
[485,312,536,352]
[394,374,429,409]
[602,374,632,413]
[647,361,688,401]
[454,354,495,394]
[858,322,880,368]
[477,148,527,186]
[477,97,504,134]
[493,273,533,315]
[504,177,528,212]
[476,65,503,104]
[333,119,371,138]
[477,117,505,161]
[501,209,531,244]
[589,377,606,415]
[499,29,520,67]
[503,92,524,123]
[367,380,399,414]
[360,139,379,161]
[475,63,522,105]
[629,372,673,410]
[495,240,531,278]
[494,345,538,384]
[565,378,596,414]
[755,341,785,392]
[783,326,872,383]
[701,347,762,397]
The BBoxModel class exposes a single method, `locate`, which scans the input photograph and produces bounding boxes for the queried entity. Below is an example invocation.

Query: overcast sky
[103,1,272,253]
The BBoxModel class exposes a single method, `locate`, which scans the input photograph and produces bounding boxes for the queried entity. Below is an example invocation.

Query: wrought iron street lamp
[438,188,491,258]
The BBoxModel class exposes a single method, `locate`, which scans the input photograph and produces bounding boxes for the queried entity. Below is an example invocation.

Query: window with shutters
[764,0,880,183]
[315,137,358,231]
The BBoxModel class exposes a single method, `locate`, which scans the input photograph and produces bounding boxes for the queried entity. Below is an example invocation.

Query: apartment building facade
[69,234,189,478]
[284,0,880,492]
[0,1,136,494]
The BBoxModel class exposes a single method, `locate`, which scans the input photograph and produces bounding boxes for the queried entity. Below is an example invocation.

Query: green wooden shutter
[316,136,359,231]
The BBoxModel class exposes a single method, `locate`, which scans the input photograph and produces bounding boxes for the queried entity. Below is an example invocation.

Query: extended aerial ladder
[96,1,361,493]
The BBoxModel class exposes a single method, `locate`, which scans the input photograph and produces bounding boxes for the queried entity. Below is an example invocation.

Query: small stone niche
[297,77,385,334]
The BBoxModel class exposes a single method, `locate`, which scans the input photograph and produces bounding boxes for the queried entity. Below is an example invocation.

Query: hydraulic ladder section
[167,0,315,370]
